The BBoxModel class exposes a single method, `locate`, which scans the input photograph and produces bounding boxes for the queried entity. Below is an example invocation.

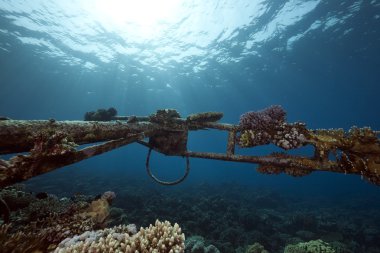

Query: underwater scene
[0,0,380,252]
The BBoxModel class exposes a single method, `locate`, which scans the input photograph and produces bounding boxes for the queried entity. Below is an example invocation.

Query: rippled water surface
[1,0,377,73]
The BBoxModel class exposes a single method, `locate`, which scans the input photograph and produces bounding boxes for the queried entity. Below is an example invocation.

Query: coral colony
[238,105,307,150]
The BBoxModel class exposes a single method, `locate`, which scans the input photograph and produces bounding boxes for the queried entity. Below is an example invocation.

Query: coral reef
[0,187,116,252]
[15,166,380,253]
[55,220,185,253]
[0,185,187,252]
[45,171,377,253]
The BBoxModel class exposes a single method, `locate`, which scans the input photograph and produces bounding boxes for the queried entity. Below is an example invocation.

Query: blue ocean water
[1,0,380,252]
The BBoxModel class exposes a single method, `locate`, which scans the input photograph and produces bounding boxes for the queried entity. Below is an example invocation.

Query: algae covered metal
[0,106,379,188]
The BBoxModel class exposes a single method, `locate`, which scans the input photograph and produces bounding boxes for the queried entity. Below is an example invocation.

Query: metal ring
[0,197,10,223]
[146,148,190,186]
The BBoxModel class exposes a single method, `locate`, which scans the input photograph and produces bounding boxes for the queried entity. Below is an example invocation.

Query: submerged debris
[1,106,380,187]
[187,112,223,123]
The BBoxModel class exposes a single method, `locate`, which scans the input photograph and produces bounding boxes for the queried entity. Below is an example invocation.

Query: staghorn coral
[0,223,49,252]
[55,219,185,253]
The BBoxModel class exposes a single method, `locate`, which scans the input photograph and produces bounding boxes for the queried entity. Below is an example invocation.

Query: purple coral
[239,105,286,131]
[238,106,307,149]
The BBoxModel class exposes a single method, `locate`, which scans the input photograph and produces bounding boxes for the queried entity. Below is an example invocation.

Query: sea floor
[15,166,380,253]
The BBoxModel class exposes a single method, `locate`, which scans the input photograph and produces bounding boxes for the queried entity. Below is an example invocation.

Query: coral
[191,241,205,253]
[0,224,50,252]
[186,112,223,123]
[30,130,77,157]
[0,186,34,211]
[204,245,220,253]
[256,153,312,177]
[239,105,286,130]
[0,190,115,252]
[55,219,185,252]
[245,242,268,253]
[185,235,220,253]
[150,109,181,124]
[0,213,96,252]
[284,239,335,253]
[85,197,111,225]
[238,106,308,149]
[107,207,129,227]
[101,191,116,204]
[239,122,308,149]
[328,241,353,253]
[84,107,118,121]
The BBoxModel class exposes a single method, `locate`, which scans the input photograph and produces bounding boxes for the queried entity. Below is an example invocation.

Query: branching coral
[55,220,185,253]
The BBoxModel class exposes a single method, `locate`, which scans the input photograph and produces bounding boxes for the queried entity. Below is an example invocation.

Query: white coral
[55,220,185,253]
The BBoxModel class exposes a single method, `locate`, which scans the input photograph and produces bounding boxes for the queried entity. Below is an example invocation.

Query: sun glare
[90,0,181,37]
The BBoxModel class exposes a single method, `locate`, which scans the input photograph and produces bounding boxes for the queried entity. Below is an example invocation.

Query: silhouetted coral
[84,107,118,121]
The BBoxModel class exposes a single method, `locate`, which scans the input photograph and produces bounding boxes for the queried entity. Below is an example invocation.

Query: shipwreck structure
[0,106,379,188]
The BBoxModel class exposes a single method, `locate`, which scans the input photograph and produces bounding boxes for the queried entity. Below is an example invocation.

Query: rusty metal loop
[0,197,10,223]
[146,148,190,186]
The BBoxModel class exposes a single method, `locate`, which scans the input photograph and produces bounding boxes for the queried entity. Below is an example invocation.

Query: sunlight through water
[0,0,370,76]
[90,0,182,39]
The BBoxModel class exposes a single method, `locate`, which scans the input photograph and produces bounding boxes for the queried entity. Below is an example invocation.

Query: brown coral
[0,190,114,252]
